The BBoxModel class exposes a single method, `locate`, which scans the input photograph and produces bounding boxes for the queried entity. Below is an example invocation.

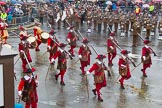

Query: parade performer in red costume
[107,32,117,66]
[118,49,131,89]
[53,43,69,85]
[18,36,35,72]
[33,22,42,51]
[78,38,91,75]
[141,40,152,77]
[18,68,39,108]
[0,19,8,44]
[19,26,28,41]
[86,54,107,102]
[67,26,77,56]
[47,29,59,64]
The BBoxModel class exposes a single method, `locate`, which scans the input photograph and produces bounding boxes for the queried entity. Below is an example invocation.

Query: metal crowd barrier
[8,15,30,27]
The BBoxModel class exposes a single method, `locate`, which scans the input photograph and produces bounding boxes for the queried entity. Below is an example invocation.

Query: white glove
[22,40,26,44]
[110,46,114,50]
[70,30,74,32]
[35,36,38,39]
[79,55,82,58]
[143,56,146,61]
[110,36,113,40]
[121,64,126,68]
[48,46,51,49]
[145,45,149,48]
[50,58,55,64]
[67,27,70,30]
[122,54,126,59]
[86,71,90,75]
[18,91,22,97]
[35,80,39,86]
[20,50,24,53]
[67,39,70,43]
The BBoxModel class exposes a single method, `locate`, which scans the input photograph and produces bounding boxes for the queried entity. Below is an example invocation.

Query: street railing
[8,15,30,27]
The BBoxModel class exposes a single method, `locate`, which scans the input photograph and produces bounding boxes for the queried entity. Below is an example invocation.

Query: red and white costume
[118,50,131,89]
[19,26,28,41]
[67,27,77,56]
[18,69,38,108]
[141,40,152,77]
[53,43,68,85]
[87,54,107,102]
[19,40,33,72]
[0,20,8,44]
[78,38,91,74]
[47,30,58,63]
[33,23,42,51]
[107,33,117,66]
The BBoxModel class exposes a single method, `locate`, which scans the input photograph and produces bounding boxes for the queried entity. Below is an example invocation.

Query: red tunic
[88,62,106,87]
[118,57,131,79]
[67,32,77,46]
[18,75,38,103]
[19,42,32,63]
[107,38,117,54]
[47,38,58,53]
[54,49,67,71]
[47,37,58,60]
[0,22,8,38]
[33,26,42,39]
[142,46,152,68]
[78,45,91,66]
[19,30,28,40]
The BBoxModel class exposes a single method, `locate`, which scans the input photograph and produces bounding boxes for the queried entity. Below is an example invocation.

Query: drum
[27,36,37,49]
[41,32,49,43]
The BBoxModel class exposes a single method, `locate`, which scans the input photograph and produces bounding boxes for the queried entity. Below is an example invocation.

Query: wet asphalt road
[9,21,162,108]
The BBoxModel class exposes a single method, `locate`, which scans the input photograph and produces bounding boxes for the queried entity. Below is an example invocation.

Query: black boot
[98,96,103,102]
[92,89,96,95]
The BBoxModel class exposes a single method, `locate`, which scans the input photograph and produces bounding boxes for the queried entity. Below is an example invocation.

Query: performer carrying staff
[92,9,98,30]
[19,36,35,72]
[78,38,91,75]
[67,26,77,56]
[146,19,152,39]
[132,18,140,47]
[86,9,92,33]
[33,22,42,51]
[18,68,39,108]
[86,54,107,102]
[141,40,152,77]
[53,43,69,85]
[107,14,114,34]
[158,19,162,32]
[114,12,119,32]
[0,18,8,44]
[118,50,131,89]
[47,29,59,64]
[107,32,117,66]
[103,11,109,33]
[97,9,102,34]
[74,9,81,30]
[19,26,28,41]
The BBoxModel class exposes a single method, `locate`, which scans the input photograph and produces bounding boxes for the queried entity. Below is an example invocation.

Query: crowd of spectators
[0,3,35,25]
[0,0,161,26]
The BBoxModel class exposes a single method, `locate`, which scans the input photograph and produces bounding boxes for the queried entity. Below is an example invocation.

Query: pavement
[8,20,162,108]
